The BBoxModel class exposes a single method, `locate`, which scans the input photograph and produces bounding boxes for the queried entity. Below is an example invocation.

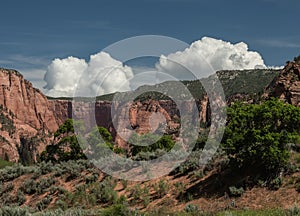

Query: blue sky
[0,0,299,90]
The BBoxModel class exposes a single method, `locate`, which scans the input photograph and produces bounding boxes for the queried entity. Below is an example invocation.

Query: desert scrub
[85,172,99,184]
[20,179,38,194]
[130,184,143,203]
[0,164,34,182]
[37,177,56,194]
[96,179,118,204]
[287,205,300,215]
[0,193,15,205]
[295,177,300,193]
[129,184,150,207]
[154,180,169,198]
[20,177,56,195]
[101,204,138,216]
[36,195,52,211]
[54,199,67,210]
[62,183,107,208]
[15,190,26,205]
[49,186,66,195]
[184,203,201,213]
[38,161,55,174]
[142,191,150,208]
[0,206,30,216]
[0,158,14,169]
[191,170,204,179]
[84,178,118,205]
[174,182,186,200]
[228,186,244,197]
[268,177,282,190]
[62,160,87,181]
[0,182,14,195]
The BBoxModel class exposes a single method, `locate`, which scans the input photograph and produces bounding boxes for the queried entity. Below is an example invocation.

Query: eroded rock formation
[0,69,64,161]
[264,61,300,106]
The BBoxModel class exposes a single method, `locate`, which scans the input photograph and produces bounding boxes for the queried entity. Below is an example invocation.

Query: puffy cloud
[156,37,266,80]
[43,37,268,97]
[44,52,133,97]
[44,56,88,96]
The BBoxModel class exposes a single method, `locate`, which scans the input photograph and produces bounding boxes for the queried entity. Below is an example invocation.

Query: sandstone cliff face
[264,61,300,106]
[4,63,295,163]
[0,68,211,162]
[113,99,181,148]
[0,69,63,162]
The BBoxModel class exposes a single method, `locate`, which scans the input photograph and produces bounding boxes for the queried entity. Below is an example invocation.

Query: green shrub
[154,180,169,198]
[41,119,87,162]
[223,99,300,177]
[20,177,56,195]
[0,158,14,169]
[0,182,14,195]
[15,190,26,205]
[55,199,67,211]
[0,164,34,182]
[85,173,99,184]
[192,170,204,179]
[39,161,54,174]
[0,206,30,216]
[295,177,300,193]
[184,203,200,213]
[130,184,143,203]
[268,177,283,190]
[228,186,244,197]
[20,179,37,195]
[98,184,118,204]
[101,204,133,216]
[287,205,300,215]
[49,186,66,195]
[142,195,150,208]
[174,182,186,200]
[129,133,175,157]
[36,195,52,211]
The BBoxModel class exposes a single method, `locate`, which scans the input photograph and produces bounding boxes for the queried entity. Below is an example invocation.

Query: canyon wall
[0,60,298,162]
[0,69,209,161]
[0,69,63,161]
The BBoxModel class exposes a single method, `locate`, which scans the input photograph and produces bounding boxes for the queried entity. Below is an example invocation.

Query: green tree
[86,126,114,157]
[129,133,175,156]
[222,98,300,177]
[40,119,86,162]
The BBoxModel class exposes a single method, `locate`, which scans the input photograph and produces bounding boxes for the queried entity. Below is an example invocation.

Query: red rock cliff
[264,61,300,106]
[0,68,211,162]
[0,69,65,161]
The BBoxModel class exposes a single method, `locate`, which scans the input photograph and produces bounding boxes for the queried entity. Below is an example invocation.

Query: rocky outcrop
[264,61,300,106]
[0,69,61,132]
[0,69,64,162]
[113,99,181,148]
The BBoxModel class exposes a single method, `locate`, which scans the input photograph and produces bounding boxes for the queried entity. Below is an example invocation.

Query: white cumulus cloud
[156,37,266,80]
[44,52,133,97]
[43,37,269,97]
